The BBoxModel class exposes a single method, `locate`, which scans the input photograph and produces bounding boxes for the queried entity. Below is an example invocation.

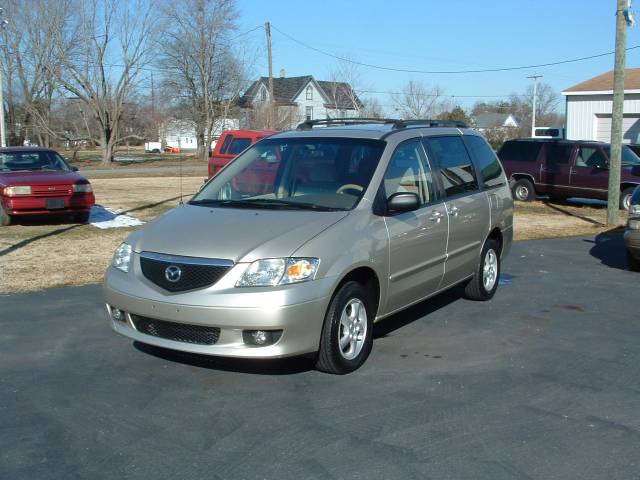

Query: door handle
[429,211,443,223]
[448,206,460,217]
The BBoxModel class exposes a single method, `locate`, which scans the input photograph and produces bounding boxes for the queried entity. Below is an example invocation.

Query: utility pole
[265,21,274,129]
[608,0,631,225]
[527,74,542,137]
[0,8,8,147]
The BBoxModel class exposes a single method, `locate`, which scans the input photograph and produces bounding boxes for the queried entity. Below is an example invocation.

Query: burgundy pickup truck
[498,139,640,209]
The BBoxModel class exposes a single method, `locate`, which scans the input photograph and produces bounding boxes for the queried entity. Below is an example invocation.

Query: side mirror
[387,192,420,213]
[71,166,79,172]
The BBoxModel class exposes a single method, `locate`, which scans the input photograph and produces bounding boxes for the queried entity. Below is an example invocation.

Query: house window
[261,88,267,102]
[306,106,313,121]
[306,86,313,100]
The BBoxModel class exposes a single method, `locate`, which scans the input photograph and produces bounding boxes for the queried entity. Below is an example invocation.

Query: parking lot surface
[1,234,639,480]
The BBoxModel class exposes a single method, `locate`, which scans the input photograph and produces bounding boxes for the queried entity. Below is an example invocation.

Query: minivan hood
[132,204,349,263]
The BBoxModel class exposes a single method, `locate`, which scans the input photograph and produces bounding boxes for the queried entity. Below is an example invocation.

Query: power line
[271,24,640,74]
[355,88,529,98]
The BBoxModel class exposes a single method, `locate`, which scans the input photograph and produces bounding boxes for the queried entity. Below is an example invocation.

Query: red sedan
[0,147,95,226]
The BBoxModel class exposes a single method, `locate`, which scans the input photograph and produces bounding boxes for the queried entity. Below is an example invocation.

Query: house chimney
[279,68,286,79]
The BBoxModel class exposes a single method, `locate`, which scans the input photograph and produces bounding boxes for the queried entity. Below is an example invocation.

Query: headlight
[3,186,31,196]
[629,204,640,215]
[112,243,132,272]
[236,258,320,287]
[73,183,93,193]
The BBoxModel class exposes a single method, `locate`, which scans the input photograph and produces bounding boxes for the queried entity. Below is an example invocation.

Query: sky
[233,0,640,114]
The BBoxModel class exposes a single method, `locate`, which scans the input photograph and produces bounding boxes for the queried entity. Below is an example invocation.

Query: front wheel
[512,178,535,202]
[464,239,501,301]
[0,204,12,226]
[316,281,374,374]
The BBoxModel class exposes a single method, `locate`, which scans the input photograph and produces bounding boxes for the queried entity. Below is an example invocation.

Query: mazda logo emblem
[164,265,182,283]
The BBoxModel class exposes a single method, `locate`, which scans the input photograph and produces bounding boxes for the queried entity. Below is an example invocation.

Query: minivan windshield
[191,137,385,211]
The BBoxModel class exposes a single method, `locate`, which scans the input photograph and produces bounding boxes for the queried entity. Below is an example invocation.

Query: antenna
[178,136,183,205]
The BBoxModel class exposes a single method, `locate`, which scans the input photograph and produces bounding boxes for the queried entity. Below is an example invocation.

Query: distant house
[472,113,519,131]
[240,73,362,129]
[562,68,640,143]
[159,118,239,150]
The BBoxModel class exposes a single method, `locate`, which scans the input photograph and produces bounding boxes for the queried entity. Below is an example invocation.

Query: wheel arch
[332,266,381,317]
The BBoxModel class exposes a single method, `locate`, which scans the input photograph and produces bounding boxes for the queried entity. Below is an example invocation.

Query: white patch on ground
[89,205,144,229]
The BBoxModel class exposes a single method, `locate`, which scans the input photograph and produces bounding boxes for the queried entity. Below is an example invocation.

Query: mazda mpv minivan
[104,119,513,374]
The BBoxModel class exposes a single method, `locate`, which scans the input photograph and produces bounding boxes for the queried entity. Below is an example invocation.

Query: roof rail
[296,117,469,131]
[296,118,396,130]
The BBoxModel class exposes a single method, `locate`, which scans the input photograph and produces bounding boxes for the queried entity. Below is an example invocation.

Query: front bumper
[2,193,95,215]
[624,227,640,259]
[103,264,335,358]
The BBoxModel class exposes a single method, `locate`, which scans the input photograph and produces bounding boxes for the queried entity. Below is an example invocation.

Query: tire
[620,187,635,210]
[0,204,12,226]
[74,211,91,224]
[512,178,535,202]
[464,239,501,301]
[316,281,374,374]
[629,251,640,272]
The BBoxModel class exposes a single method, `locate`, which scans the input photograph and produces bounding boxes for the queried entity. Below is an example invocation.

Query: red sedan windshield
[0,151,72,172]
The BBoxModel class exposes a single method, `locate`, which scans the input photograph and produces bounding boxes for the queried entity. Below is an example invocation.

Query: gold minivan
[104,119,513,374]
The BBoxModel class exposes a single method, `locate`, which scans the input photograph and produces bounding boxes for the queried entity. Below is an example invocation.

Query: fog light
[242,329,283,346]
[111,308,124,323]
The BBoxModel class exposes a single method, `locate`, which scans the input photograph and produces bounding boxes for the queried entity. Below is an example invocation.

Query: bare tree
[159,0,246,161]
[326,59,365,116]
[48,0,157,164]
[392,80,448,119]
[0,0,70,146]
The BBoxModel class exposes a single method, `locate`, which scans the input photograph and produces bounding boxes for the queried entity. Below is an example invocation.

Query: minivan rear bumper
[103,267,334,358]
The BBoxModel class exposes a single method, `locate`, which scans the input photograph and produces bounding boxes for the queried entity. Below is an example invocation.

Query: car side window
[426,136,479,197]
[464,135,505,188]
[545,143,572,165]
[575,147,607,168]
[219,134,233,154]
[383,139,436,205]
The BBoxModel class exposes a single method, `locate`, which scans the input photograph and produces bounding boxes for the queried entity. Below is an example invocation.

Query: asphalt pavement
[1,234,639,480]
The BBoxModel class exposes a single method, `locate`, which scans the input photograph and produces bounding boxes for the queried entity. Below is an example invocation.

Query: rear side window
[545,143,572,165]
[219,134,233,154]
[426,136,479,197]
[464,135,505,188]
[228,138,252,155]
[498,141,542,163]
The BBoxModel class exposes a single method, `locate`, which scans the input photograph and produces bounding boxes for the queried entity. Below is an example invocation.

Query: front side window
[464,135,505,188]
[426,136,478,197]
[192,137,385,211]
[0,151,71,172]
[228,138,252,155]
[575,146,607,168]
[383,140,435,205]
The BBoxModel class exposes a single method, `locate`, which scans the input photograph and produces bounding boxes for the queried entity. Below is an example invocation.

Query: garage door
[595,114,640,143]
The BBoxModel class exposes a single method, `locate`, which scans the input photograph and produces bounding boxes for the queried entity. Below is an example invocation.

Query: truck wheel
[620,187,634,210]
[512,179,535,202]
[316,281,374,374]
[464,239,501,301]
[0,204,12,226]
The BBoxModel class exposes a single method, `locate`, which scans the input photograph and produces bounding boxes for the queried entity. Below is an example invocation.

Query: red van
[208,129,277,178]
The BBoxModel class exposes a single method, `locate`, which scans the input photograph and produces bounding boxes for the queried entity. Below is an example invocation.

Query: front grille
[31,185,72,196]
[140,252,232,292]
[130,314,220,345]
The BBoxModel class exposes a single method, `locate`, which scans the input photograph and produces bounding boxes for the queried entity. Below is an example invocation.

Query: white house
[159,118,239,150]
[563,68,640,143]
[240,74,362,129]
[472,113,519,131]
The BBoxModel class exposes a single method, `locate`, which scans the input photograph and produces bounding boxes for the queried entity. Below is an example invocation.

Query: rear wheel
[512,178,535,202]
[316,281,374,374]
[620,187,634,210]
[0,204,12,226]
[629,251,640,272]
[74,211,91,224]
[464,239,501,301]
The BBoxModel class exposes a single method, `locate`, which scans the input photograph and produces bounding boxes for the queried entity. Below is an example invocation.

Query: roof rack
[296,117,469,131]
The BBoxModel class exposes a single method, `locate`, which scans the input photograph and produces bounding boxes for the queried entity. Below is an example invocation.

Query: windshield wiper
[189,198,344,211]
